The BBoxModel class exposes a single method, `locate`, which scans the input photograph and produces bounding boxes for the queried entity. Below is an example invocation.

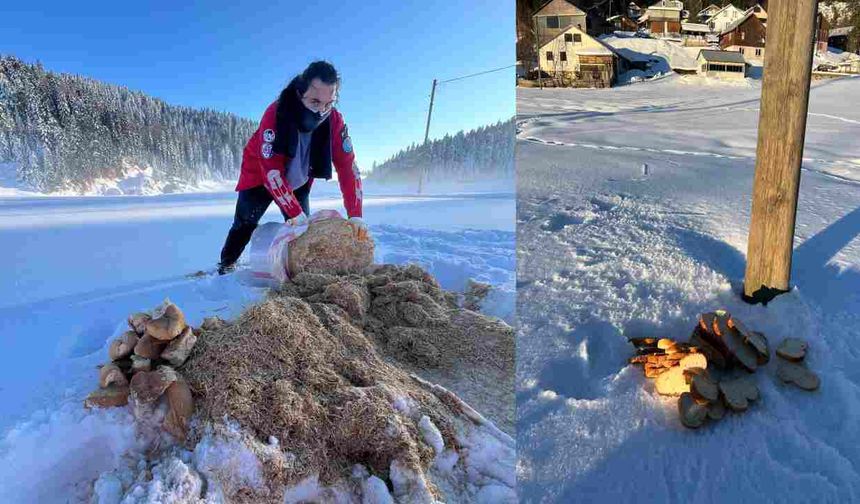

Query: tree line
[0,55,256,192]
[367,119,515,185]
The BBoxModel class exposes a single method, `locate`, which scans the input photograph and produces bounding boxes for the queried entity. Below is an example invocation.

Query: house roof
[682,22,711,33]
[719,10,756,36]
[533,0,586,18]
[829,26,854,37]
[538,26,621,59]
[698,4,721,17]
[709,3,743,21]
[698,49,746,64]
[649,0,683,10]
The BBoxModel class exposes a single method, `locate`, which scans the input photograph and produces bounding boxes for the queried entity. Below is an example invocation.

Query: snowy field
[0,184,514,502]
[517,75,860,502]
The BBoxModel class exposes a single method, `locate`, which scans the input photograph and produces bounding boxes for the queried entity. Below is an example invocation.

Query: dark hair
[293,60,340,95]
[273,61,340,154]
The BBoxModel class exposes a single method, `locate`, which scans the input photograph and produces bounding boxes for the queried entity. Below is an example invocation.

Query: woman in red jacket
[218,61,366,274]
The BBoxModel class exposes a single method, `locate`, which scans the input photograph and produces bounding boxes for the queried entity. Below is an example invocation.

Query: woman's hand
[287,213,308,227]
[347,216,369,241]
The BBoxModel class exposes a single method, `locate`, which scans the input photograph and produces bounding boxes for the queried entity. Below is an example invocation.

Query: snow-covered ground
[517,75,860,502]
[0,184,514,502]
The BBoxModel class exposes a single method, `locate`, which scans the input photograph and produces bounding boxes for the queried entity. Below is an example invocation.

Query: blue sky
[0,0,515,170]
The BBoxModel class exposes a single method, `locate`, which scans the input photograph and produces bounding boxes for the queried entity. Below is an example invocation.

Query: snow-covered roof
[709,3,743,20]
[533,0,586,18]
[829,26,854,37]
[720,11,756,36]
[697,4,721,17]
[650,0,683,9]
[681,23,711,33]
[698,49,746,64]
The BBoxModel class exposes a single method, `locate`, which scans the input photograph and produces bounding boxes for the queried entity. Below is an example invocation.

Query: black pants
[219,183,311,267]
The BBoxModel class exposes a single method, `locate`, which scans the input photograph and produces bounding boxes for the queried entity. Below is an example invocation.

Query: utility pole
[743,0,818,304]
[424,78,437,145]
[534,16,543,89]
[418,78,437,194]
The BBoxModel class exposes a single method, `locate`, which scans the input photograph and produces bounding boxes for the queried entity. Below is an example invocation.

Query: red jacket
[236,100,363,219]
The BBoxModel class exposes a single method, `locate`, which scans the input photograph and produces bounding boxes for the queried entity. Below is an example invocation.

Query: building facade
[538,25,619,88]
[697,49,747,79]
[720,12,767,63]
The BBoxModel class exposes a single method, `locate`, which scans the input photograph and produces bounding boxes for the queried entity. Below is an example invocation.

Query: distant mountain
[367,119,515,186]
[0,55,255,193]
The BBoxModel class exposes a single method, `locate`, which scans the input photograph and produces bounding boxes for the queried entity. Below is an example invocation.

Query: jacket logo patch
[263,129,276,142]
[261,142,273,159]
[342,123,353,153]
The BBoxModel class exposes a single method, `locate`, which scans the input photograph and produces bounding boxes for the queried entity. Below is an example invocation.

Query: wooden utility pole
[534,17,543,89]
[418,78,437,194]
[424,79,437,145]
[743,0,818,304]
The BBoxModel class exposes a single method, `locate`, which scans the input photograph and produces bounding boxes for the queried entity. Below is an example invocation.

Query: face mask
[297,105,330,132]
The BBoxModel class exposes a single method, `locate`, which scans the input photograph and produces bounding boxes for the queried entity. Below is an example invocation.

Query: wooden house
[707,4,745,33]
[681,22,711,45]
[815,13,830,55]
[645,0,684,38]
[719,10,766,63]
[750,4,767,23]
[607,14,638,32]
[697,49,747,79]
[828,26,853,52]
[538,24,621,88]
[533,0,587,48]
[837,56,860,74]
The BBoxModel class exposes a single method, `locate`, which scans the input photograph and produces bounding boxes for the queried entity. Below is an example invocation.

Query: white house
[707,4,745,33]
[697,49,747,79]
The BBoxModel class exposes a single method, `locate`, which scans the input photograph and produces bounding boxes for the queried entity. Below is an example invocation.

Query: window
[558,16,572,28]
[546,16,559,29]
[739,47,745,54]
[565,33,573,42]
[755,48,762,56]
[560,51,567,62]
[741,31,745,41]
[546,51,554,61]
[574,34,582,43]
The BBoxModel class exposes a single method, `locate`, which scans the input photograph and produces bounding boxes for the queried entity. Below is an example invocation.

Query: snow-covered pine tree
[367,118,514,185]
[0,55,256,192]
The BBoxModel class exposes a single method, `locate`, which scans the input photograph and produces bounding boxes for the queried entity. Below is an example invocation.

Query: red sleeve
[257,102,304,219]
[330,110,363,218]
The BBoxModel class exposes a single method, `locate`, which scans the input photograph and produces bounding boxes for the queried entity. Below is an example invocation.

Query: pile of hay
[180,263,515,501]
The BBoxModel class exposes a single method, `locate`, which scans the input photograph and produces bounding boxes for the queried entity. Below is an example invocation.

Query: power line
[438,64,516,85]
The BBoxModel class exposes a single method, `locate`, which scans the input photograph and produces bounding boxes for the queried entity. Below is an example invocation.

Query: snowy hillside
[368,119,515,188]
[0,56,254,194]
[0,189,515,502]
[517,75,860,502]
